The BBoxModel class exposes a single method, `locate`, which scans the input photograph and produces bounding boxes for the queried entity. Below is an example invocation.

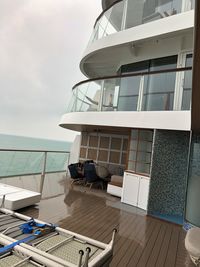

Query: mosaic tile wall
[148,130,190,217]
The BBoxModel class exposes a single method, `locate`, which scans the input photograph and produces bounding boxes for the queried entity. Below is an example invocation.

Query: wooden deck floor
[19,181,193,267]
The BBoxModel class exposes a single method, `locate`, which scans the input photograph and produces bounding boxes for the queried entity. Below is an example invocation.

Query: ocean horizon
[0,133,71,151]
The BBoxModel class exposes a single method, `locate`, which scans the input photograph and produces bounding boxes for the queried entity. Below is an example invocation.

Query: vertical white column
[39,151,47,194]
[99,80,104,111]
[121,0,128,30]
[137,76,145,111]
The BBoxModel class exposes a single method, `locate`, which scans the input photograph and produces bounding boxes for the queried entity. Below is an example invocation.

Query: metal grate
[0,255,34,267]
[36,234,103,265]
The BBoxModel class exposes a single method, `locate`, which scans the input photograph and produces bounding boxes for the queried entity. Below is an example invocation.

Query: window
[128,129,153,176]
[120,55,178,111]
[119,60,149,111]
[181,54,193,110]
[79,133,129,174]
[142,55,177,111]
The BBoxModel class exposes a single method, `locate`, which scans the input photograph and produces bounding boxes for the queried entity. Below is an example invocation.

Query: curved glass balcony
[89,0,194,44]
[67,67,192,113]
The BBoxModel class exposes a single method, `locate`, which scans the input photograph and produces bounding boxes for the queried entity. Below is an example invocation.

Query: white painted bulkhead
[81,10,194,77]
[59,111,191,132]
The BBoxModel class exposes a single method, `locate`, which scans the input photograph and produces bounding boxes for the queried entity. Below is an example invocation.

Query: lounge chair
[68,163,85,185]
[84,163,104,190]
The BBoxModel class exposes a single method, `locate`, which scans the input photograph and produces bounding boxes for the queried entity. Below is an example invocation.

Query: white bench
[107,175,123,197]
[0,183,41,210]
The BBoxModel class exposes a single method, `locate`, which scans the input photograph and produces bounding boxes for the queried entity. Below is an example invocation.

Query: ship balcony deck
[19,178,193,267]
[89,0,194,45]
[60,67,192,132]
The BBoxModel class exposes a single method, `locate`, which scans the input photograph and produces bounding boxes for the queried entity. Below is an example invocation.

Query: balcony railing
[88,0,194,44]
[0,149,70,178]
[0,149,70,194]
[67,67,192,113]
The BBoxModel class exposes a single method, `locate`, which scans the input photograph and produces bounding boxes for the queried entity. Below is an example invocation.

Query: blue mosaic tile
[148,130,190,219]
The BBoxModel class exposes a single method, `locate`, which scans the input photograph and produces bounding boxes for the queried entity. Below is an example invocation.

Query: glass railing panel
[95,10,112,41]
[89,0,193,44]
[76,81,102,112]
[181,69,192,110]
[117,75,141,111]
[90,1,124,43]
[0,150,70,178]
[185,134,200,227]
[185,0,195,11]
[142,0,182,25]
[0,151,43,177]
[125,0,146,29]
[191,0,195,9]
[66,89,77,112]
[102,78,120,111]
[46,152,69,173]
[69,68,192,114]
[108,1,124,31]
[182,54,193,110]
[142,71,176,111]
[76,83,90,112]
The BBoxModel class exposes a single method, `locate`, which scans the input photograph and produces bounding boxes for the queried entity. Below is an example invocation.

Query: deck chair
[68,163,85,185]
[84,163,104,190]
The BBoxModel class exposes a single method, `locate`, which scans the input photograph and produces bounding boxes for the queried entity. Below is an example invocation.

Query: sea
[0,134,72,178]
[0,134,71,151]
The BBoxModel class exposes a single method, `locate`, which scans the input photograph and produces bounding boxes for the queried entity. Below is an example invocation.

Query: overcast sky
[0,0,102,142]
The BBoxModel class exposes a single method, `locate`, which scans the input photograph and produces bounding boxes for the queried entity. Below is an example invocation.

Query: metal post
[39,152,47,194]
[121,0,128,31]
[99,80,104,111]
[74,88,78,112]
[66,152,70,178]
[0,195,5,208]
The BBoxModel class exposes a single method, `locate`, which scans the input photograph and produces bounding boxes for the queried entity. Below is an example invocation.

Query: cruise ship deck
[18,177,193,267]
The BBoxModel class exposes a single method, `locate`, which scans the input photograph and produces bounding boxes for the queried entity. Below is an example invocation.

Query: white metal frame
[0,208,117,267]
[175,51,193,110]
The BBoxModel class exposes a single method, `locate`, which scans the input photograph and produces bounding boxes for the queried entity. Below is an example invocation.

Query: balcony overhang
[59,111,191,132]
[81,10,194,77]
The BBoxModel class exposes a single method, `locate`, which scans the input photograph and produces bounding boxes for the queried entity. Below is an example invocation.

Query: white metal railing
[0,149,70,193]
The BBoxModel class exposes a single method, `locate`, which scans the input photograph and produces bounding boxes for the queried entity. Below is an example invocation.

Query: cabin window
[181,53,193,110]
[80,132,129,175]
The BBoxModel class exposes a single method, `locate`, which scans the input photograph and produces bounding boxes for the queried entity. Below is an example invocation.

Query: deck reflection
[19,177,193,267]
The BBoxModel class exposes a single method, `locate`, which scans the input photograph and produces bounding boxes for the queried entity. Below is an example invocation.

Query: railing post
[137,75,144,111]
[74,88,78,112]
[121,0,128,30]
[99,80,104,111]
[39,151,47,194]
[66,152,70,176]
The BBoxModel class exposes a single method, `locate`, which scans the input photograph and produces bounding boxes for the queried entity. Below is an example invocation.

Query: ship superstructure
[60,0,199,226]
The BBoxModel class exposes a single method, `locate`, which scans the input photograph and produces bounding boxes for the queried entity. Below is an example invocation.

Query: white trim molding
[59,111,191,132]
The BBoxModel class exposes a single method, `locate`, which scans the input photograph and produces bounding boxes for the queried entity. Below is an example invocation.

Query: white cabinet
[121,172,150,211]
[138,176,150,210]
[122,173,140,206]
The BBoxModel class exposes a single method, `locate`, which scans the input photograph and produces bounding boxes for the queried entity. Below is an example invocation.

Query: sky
[0,0,102,142]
